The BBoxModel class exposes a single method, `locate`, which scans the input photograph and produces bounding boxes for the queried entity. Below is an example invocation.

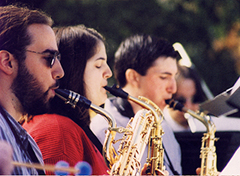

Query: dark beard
[11,62,53,116]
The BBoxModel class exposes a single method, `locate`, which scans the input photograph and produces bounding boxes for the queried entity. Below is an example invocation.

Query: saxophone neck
[89,104,118,168]
[104,85,163,120]
[55,89,117,168]
[90,104,116,128]
[166,98,216,132]
[129,95,163,121]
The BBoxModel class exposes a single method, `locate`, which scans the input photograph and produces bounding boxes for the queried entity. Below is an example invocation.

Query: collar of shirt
[110,97,135,119]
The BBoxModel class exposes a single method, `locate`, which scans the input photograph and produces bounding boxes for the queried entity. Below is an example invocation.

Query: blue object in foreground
[75,161,92,175]
[55,160,69,175]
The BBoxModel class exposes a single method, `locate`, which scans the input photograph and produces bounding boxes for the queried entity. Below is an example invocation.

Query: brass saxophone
[104,85,165,176]
[166,99,219,176]
[55,88,165,176]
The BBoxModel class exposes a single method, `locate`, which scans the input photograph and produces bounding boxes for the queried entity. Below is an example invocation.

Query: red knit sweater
[22,114,109,175]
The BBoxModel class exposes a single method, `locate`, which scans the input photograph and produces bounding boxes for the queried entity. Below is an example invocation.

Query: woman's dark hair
[50,25,104,128]
[174,65,207,103]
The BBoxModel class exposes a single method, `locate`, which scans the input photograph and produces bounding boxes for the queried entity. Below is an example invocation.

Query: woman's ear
[0,50,15,75]
[125,68,140,87]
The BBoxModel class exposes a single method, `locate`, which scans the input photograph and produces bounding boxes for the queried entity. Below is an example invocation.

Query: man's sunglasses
[26,50,61,68]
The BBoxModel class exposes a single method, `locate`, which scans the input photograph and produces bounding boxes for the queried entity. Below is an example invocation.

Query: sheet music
[230,77,240,95]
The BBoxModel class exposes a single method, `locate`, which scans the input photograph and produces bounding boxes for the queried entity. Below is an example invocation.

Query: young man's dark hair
[114,34,179,87]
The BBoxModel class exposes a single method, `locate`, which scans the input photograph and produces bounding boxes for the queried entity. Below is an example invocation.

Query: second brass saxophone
[105,85,165,176]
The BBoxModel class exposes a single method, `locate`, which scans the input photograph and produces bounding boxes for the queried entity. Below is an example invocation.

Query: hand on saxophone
[196,167,201,175]
[141,163,169,176]
[196,167,220,176]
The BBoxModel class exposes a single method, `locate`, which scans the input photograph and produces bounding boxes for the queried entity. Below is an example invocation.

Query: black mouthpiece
[55,89,91,109]
[104,84,129,99]
[165,99,184,112]
[165,99,171,105]
[55,89,69,99]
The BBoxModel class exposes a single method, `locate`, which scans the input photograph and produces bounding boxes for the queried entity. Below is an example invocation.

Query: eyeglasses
[26,50,61,68]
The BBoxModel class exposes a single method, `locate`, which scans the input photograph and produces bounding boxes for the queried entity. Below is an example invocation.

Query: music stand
[200,88,238,117]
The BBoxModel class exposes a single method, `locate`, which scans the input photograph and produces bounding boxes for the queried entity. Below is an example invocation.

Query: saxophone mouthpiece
[55,89,91,109]
[104,84,129,99]
[166,99,211,132]
[165,99,185,112]
[55,88,69,99]
[165,99,172,105]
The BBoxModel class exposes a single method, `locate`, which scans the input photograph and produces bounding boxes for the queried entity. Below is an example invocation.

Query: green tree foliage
[2,0,240,95]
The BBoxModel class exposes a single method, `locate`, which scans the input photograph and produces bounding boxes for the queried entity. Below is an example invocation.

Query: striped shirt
[0,106,44,175]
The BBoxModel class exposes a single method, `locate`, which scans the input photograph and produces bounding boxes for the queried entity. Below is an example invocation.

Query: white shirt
[220,146,240,175]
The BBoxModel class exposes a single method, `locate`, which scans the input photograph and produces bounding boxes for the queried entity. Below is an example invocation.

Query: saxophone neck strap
[162,143,180,175]
[110,97,135,119]
[82,125,103,154]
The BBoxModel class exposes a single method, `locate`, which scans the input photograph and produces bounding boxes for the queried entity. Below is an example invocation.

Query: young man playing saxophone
[91,34,182,175]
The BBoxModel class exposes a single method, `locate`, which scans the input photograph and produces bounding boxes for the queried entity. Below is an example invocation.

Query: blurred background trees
[2,0,240,96]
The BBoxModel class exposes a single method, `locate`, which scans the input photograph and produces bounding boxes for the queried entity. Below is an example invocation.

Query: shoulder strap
[83,125,103,154]
[162,143,180,175]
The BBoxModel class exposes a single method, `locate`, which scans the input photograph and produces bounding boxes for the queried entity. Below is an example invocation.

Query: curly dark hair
[0,5,53,63]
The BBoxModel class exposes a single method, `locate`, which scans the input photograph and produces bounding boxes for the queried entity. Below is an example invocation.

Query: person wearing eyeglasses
[21,25,112,175]
[0,5,64,175]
